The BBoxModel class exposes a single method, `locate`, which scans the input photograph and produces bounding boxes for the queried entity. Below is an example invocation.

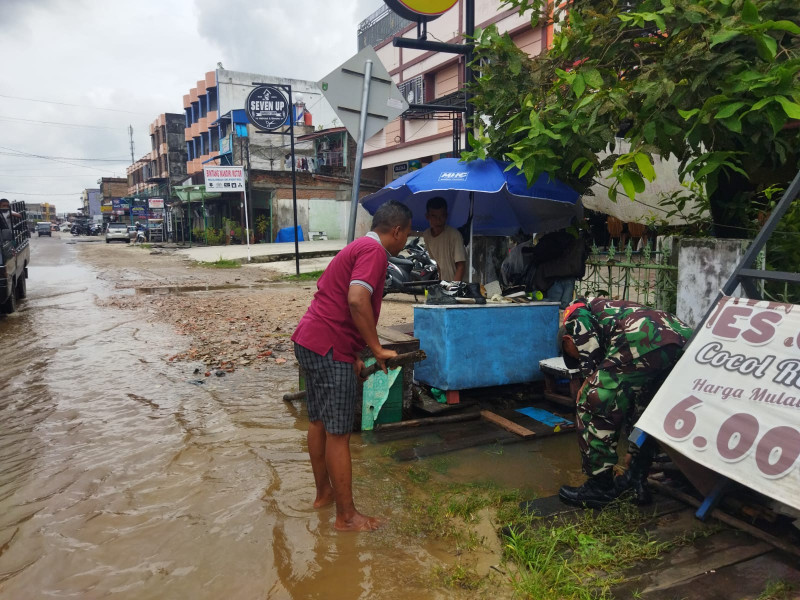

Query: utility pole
[128,125,135,164]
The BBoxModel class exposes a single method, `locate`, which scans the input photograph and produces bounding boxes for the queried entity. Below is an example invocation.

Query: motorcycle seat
[389,256,415,268]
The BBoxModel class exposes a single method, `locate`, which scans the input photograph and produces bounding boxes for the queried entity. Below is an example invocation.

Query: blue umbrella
[361,157,582,236]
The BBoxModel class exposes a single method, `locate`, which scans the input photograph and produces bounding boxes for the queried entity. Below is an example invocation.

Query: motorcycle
[384,237,439,298]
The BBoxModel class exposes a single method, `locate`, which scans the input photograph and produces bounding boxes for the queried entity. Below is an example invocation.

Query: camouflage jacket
[563,298,693,378]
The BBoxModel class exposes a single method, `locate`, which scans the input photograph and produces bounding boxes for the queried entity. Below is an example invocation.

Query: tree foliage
[465,0,800,237]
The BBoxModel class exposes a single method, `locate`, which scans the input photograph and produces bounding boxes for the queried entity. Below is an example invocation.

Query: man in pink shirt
[292,200,412,531]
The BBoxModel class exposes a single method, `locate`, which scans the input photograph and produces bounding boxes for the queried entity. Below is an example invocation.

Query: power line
[0,93,150,115]
[0,190,83,196]
[0,145,121,174]
[0,115,129,130]
[0,150,130,162]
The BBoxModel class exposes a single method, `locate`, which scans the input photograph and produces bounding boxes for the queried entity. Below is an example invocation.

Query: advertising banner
[245,85,289,132]
[203,166,245,191]
[111,198,130,216]
[131,197,147,220]
[637,296,800,510]
[148,198,164,209]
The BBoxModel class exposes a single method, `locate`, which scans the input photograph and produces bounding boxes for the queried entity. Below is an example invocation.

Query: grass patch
[432,563,483,591]
[500,500,719,600]
[758,580,798,600]
[397,474,522,552]
[196,256,241,269]
[282,270,324,281]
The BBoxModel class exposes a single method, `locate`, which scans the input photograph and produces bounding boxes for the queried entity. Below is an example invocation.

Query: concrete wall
[676,238,750,328]
[273,198,372,240]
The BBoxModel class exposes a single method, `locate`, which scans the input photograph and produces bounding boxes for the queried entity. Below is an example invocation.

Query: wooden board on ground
[615,530,772,597]
[390,406,575,461]
[635,551,800,600]
[480,410,536,438]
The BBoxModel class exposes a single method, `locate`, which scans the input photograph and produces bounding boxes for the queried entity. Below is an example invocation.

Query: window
[398,76,424,105]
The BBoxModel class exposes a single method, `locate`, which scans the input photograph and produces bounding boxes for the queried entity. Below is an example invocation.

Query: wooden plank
[640,533,771,595]
[376,324,417,344]
[639,552,800,600]
[480,410,536,438]
[374,411,480,432]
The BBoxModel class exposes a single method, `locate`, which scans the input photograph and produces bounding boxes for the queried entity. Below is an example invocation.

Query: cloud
[0,0,383,212]
[194,0,384,81]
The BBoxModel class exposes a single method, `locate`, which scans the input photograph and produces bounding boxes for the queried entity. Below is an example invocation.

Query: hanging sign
[203,166,245,191]
[637,296,800,510]
[245,85,289,131]
[384,0,458,20]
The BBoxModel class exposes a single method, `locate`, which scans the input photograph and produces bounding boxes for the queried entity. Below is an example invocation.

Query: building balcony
[357,4,412,50]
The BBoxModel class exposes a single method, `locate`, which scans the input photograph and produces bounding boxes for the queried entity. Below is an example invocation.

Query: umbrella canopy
[361,158,582,236]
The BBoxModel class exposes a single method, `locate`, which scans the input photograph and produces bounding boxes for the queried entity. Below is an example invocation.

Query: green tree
[465,0,800,237]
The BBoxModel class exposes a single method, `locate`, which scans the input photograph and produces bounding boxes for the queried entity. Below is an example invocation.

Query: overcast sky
[0,0,383,213]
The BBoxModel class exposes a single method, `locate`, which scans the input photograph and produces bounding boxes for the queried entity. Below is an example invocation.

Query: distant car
[36,222,52,237]
[59,223,72,232]
[105,223,130,243]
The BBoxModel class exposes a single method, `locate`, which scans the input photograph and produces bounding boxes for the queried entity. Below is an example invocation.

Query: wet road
[0,236,582,599]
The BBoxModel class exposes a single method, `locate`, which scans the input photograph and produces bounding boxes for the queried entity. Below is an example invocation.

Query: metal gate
[575,241,678,312]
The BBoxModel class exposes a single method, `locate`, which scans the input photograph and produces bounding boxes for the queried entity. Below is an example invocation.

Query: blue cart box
[413,303,560,390]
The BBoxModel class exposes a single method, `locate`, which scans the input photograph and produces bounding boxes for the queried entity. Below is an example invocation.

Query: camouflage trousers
[576,345,683,476]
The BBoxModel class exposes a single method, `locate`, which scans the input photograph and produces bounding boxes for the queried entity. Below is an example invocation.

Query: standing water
[0,238,582,599]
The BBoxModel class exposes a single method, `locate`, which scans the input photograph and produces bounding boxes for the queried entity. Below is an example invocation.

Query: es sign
[384,0,458,20]
[637,296,800,511]
[245,85,289,131]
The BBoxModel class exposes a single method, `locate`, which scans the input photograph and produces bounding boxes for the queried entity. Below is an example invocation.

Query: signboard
[100,205,112,214]
[111,198,129,216]
[203,166,245,191]
[384,0,458,20]
[148,198,164,209]
[131,197,147,220]
[220,135,231,155]
[245,85,290,131]
[637,296,800,510]
[318,45,409,143]
[392,162,408,180]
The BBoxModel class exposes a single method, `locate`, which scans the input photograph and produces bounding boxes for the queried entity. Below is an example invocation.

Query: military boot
[558,470,622,509]
[614,440,656,505]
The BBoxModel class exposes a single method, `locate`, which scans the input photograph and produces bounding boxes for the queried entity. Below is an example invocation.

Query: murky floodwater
[0,237,583,599]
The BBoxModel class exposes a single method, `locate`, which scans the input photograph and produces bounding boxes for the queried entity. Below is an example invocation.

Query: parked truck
[0,201,31,314]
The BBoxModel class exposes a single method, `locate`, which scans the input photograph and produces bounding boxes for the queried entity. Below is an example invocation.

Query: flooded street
[0,236,583,599]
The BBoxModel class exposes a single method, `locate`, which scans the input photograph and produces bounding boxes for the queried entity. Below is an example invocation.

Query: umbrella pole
[469,192,474,283]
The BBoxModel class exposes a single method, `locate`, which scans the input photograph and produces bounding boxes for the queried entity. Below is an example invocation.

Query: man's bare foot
[313,487,335,508]
[334,512,383,532]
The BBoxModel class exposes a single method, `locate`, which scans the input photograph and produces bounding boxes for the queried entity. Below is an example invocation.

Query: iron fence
[575,242,678,312]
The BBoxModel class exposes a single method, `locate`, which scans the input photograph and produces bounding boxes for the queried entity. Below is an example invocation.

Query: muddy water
[0,238,583,599]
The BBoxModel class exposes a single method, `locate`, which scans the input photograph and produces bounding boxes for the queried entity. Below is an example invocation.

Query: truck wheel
[1,287,17,314]
[15,275,26,300]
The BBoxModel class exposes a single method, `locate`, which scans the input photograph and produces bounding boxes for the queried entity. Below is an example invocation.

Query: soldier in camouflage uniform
[558,297,692,508]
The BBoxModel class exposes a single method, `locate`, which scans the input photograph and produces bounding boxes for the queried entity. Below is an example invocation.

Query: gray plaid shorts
[294,342,358,435]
